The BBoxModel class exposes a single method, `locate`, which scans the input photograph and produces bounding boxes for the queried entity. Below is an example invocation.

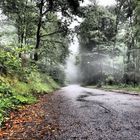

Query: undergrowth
[87,84,140,93]
[0,47,59,126]
[0,72,59,126]
[102,85,140,93]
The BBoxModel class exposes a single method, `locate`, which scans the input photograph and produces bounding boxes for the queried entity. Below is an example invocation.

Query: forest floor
[0,94,59,140]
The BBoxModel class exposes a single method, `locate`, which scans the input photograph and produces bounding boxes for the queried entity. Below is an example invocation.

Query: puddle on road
[77,98,87,102]
[79,95,89,98]
[77,92,104,101]
[76,91,105,102]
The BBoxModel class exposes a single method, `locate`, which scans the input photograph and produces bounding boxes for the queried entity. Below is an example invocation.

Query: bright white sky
[98,0,116,6]
[70,0,116,28]
[81,0,116,6]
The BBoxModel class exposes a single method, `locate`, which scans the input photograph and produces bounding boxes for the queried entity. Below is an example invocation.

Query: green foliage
[0,95,17,125]
[78,1,140,86]
[28,71,59,93]
[44,65,65,86]
[12,82,31,95]
[102,85,140,93]
[13,95,36,104]
[79,5,116,50]
[0,68,59,125]
[105,75,115,85]
[0,0,83,127]
[0,49,21,75]
[0,83,12,97]
[78,5,119,85]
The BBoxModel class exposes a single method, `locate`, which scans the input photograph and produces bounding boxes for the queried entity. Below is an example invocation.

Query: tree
[77,5,117,84]
[0,0,36,47]
[0,0,84,61]
[115,0,140,85]
[33,0,83,61]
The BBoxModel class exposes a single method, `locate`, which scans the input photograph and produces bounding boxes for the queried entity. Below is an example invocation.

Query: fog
[64,0,135,86]
[65,36,80,84]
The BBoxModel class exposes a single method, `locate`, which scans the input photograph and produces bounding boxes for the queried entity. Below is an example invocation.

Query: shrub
[106,75,115,85]
[0,49,22,76]
[28,72,59,94]
[38,64,65,86]
[0,48,59,125]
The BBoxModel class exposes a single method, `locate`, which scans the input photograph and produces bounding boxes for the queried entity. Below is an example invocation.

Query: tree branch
[42,9,50,16]
[41,30,63,37]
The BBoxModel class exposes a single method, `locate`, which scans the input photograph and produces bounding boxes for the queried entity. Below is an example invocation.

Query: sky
[81,0,116,6]
[98,0,116,6]
[0,10,6,21]
[70,0,116,28]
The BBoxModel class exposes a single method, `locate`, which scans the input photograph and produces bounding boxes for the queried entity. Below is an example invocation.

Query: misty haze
[0,0,140,139]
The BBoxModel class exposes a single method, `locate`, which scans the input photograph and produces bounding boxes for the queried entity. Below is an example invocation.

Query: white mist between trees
[65,36,80,84]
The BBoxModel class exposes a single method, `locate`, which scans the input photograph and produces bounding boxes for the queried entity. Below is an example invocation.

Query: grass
[87,85,140,93]
[0,72,59,126]
[102,85,140,93]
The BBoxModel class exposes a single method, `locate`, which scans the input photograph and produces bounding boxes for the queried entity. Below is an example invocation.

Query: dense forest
[0,0,140,127]
[78,0,140,87]
[0,0,83,125]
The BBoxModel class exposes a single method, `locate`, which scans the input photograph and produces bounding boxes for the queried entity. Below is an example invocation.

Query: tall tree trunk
[34,0,44,61]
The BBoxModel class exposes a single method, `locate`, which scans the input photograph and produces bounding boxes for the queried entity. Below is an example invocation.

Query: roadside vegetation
[0,0,83,126]
[103,85,140,93]
[0,47,59,125]
[88,85,140,94]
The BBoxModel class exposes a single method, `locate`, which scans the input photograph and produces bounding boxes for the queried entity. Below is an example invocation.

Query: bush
[38,64,65,85]
[106,75,115,85]
[28,71,59,93]
[0,49,22,76]
[0,48,59,125]
[0,71,59,125]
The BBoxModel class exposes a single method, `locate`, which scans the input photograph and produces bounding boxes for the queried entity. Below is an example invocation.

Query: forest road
[49,85,140,140]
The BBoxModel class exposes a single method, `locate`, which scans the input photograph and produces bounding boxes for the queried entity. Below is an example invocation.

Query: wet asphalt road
[49,85,140,140]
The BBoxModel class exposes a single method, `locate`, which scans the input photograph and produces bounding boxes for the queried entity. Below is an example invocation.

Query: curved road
[49,85,140,140]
